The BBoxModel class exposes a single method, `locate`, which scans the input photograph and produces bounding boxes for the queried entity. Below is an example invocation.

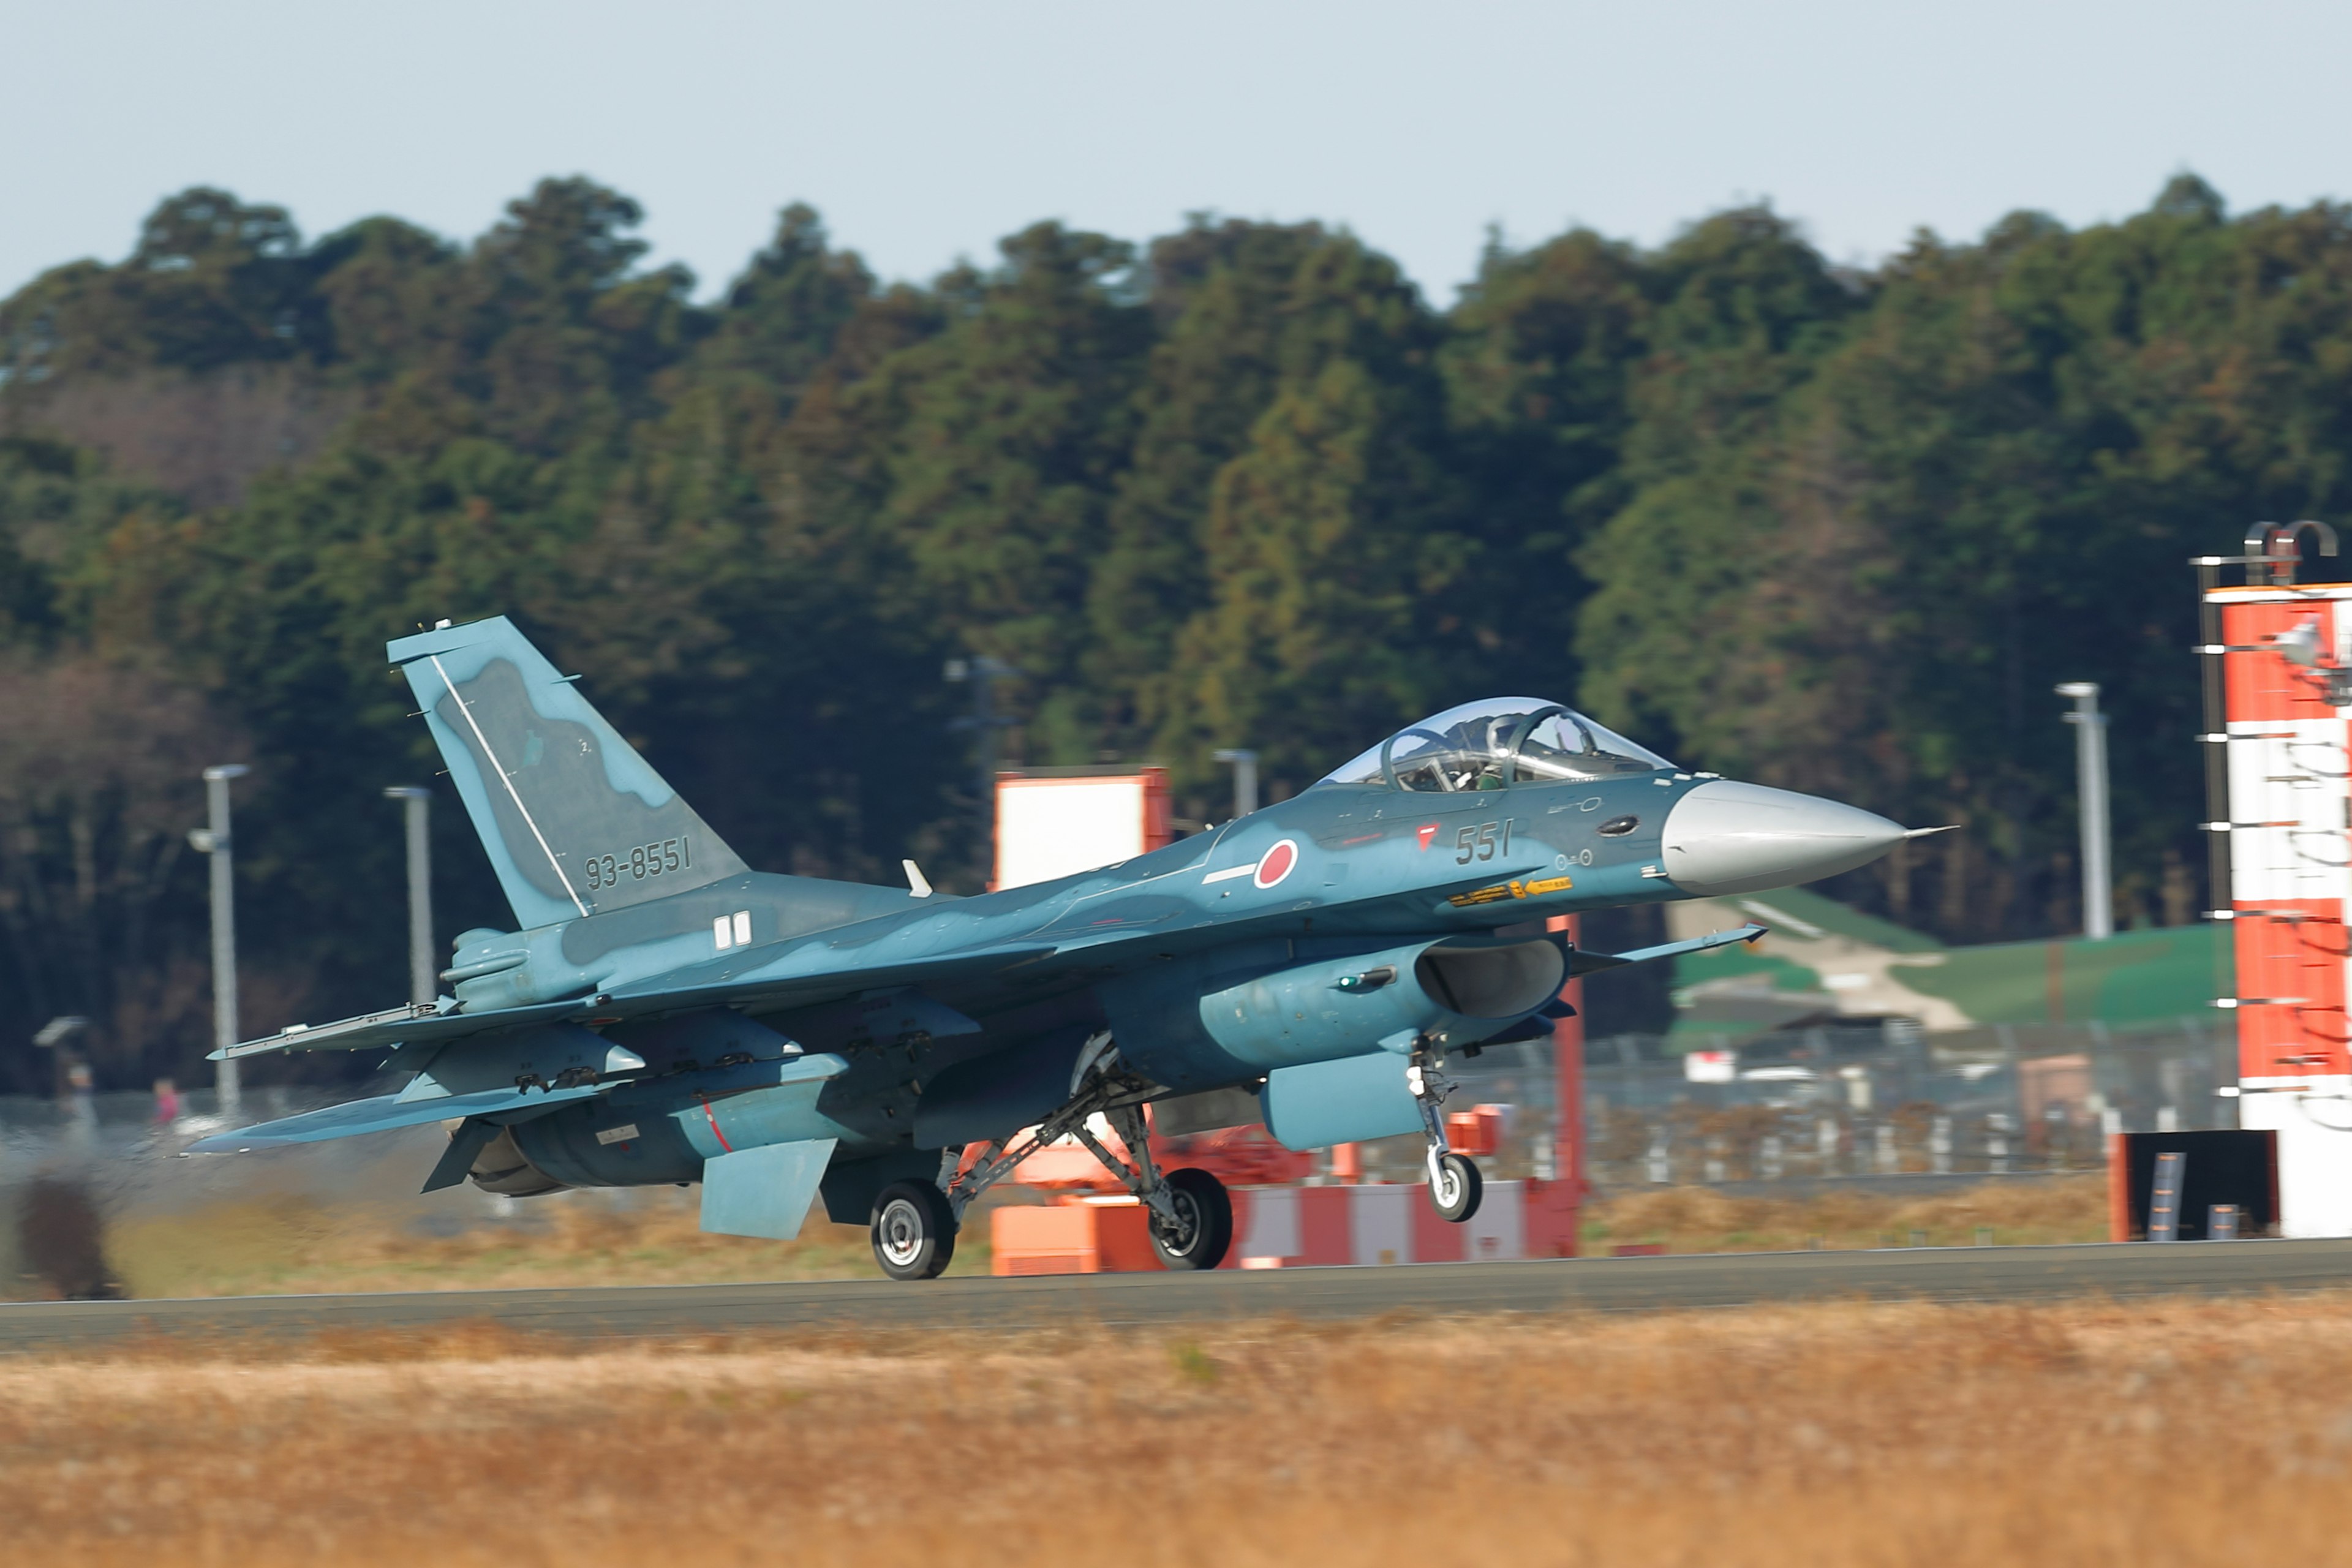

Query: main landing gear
[930,1031,1235,1274]
[1409,1039,1483,1224]
[870,1179,957,1281]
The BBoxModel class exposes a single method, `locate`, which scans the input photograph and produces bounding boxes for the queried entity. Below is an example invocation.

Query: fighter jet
[193,616,1920,1278]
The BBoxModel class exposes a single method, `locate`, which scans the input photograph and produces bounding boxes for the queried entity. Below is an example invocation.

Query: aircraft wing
[211,942,1065,1063]
[184,1082,606,1152]
[599,941,1063,1014]
[209,997,601,1061]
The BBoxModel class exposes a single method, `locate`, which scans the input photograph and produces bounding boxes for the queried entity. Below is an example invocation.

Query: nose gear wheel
[1409,1038,1483,1224]
[1428,1151,1482,1222]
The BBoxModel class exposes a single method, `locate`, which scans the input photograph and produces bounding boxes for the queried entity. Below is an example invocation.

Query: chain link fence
[0,1017,2238,1294]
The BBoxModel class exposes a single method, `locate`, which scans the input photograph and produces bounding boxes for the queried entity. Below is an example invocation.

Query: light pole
[2056,683,2113,940]
[946,656,1020,875]
[1212,748,1259,820]
[190,763,250,1113]
[383,787,435,1006]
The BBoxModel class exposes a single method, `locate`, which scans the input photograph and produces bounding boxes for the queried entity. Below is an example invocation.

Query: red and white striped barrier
[1229,1179,1578,1267]
[991,1178,1580,1275]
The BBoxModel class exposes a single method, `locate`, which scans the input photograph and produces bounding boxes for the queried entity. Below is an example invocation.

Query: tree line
[1,173,2338,1090]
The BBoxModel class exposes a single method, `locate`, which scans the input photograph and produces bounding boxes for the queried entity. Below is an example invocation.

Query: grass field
[1,1291,2339,1566]
[96,1188,990,1298]
[1580,1174,2110,1254]
[5,1175,2113,1300]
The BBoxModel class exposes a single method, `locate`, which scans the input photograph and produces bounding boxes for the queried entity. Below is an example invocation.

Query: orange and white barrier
[990,1178,1581,1276]
[2212,580,2352,1235]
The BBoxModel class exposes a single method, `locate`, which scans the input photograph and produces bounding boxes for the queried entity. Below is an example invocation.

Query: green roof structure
[1664,890,2230,1046]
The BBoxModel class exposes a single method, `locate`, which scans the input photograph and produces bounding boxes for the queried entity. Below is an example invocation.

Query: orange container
[990,1197,1165,1276]
[1445,1105,1504,1157]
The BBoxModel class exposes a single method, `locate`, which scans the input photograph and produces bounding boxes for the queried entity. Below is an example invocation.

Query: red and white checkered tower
[2204,521,2352,1235]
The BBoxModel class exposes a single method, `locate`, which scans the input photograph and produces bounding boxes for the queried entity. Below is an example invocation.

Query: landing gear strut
[942,1031,1234,1272]
[1410,1039,1482,1223]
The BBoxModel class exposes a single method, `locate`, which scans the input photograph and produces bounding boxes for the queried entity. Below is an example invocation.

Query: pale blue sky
[5,0,2350,304]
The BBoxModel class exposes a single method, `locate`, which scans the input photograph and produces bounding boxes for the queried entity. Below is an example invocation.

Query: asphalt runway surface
[4,1238,2352,1346]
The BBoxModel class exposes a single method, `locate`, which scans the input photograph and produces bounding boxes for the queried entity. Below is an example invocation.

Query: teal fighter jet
[194,617,1918,1278]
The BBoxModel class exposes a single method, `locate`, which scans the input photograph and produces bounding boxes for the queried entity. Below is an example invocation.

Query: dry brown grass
[88,1186,995,1299]
[4,1292,2347,1566]
[1585,1176,2108,1253]
[59,1178,2106,1302]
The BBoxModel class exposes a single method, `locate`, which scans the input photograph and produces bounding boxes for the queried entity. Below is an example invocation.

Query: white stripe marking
[430,653,589,918]
[1202,864,1256,884]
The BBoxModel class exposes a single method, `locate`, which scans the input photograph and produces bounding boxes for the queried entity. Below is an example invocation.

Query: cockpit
[1317,698,1675,793]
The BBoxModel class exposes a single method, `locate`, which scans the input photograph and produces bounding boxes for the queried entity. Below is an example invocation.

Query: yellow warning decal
[1447,873,1574,908]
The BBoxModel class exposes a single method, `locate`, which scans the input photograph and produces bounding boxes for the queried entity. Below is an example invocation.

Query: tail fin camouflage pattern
[388,617,747,929]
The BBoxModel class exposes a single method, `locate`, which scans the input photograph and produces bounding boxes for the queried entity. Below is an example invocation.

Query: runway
[4,1237,2351,1346]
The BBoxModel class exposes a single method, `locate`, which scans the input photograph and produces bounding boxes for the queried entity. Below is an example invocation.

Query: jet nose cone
[1661,780,1907,896]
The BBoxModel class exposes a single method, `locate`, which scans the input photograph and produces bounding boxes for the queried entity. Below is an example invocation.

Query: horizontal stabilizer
[1569,922,1766,976]
[186,1084,603,1153]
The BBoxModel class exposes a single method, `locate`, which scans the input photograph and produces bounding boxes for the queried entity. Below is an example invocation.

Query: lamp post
[947,656,1020,876]
[383,786,435,1006]
[1212,748,1259,820]
[2056,683,2113,941]
[190,764,250,1113]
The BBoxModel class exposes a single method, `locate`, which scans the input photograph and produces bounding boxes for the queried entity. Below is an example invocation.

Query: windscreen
[1318,698,1674,792]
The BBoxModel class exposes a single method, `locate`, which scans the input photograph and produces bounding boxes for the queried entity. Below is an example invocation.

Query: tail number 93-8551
[584,835,693,890]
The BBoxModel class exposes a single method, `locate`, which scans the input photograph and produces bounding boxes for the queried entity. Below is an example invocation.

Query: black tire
[1430,1152,1483,1223]
[1151,1167,1234,1271]
[870,1180,957,1280]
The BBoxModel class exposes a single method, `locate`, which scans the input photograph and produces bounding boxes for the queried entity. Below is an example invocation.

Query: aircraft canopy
[1319,698,1675,793]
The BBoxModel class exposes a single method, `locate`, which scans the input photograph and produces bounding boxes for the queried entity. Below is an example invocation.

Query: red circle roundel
[1253,839,1299,889]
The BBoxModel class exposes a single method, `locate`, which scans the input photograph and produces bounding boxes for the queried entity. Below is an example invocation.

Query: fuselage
[429,762,1901,1193]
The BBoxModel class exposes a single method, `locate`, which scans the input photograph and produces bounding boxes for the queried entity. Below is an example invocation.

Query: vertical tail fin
[388,617,747,929]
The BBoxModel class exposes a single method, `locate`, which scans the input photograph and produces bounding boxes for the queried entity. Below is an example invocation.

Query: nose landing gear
[1409,1041,1483,1224]
[1428,1150,1483,1222]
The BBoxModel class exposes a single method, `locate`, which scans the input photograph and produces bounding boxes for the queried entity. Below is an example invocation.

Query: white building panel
[995,776,1149,891]
[2237,1080,2352,1237]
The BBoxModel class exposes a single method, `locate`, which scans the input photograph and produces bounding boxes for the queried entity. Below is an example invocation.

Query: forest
[1,172,2342,1091]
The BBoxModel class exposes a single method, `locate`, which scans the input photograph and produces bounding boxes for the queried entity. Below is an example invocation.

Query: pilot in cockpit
[1317,698,1674,794]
